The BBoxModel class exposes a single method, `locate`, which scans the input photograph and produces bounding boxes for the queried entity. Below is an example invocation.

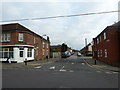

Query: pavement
[0,57,61,69]
[82,56,120,72]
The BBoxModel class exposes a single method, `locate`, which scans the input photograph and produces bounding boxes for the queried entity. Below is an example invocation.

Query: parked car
[61,51,71,58]
[61,52,67,58]
[77,52,81,57]
[65,51,71,57]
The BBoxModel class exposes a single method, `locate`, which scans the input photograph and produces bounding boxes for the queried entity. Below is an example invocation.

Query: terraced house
[92,21,120,66]
[0,23,50,63]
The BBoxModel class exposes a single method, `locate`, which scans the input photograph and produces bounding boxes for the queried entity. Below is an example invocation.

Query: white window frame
[100,50,102,57]
[27,48,32,57]
[104,49,107,58]
[1,48,13,58]
[104,32,106,40]
[1,33,11,42]
[97,38,99,44]
[46,43,49,48]
[18,33,24,41]
[43,41,45,48]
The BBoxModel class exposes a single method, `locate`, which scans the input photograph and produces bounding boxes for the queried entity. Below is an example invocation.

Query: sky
[0,0,119,50]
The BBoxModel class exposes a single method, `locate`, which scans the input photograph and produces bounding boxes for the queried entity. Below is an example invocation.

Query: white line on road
[49,66,55,70]
[71,63,74,64]
[34,66,42,69]
[69,70,74,72]
[112,72,118,74]
[96,71,102,73]
[105,72,112,74]
[59,66,66,72]
[81,63,85,65]
[59,69,66,72]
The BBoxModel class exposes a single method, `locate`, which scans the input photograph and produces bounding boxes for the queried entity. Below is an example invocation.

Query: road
[2,54,118,88]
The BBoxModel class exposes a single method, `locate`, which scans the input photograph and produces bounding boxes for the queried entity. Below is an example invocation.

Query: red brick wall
[93,28,120,66]
[1,31,50,60]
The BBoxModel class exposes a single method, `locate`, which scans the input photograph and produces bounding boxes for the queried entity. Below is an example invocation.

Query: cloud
[1,1,119,49]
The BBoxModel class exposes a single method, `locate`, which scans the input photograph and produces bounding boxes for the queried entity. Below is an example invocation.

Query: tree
[61,43,68,52]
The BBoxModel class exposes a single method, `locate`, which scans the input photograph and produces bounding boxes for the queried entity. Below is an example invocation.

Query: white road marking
[34,66,41,69]
[59,66,66,72]
[105,72,112,74]
[69,70,74,72]
[49,66,55,70]
[112,72,118,74]
[96,71,101,73]
[81,63,85,65]
[71,63,74,64]
[59,69,66,72]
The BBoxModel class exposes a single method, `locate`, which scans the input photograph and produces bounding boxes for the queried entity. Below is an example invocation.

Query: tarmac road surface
[2,54,119,88]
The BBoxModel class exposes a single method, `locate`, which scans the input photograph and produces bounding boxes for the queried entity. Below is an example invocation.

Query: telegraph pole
[85,38,87,56]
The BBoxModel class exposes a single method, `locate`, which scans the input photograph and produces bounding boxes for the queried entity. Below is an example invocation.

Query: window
[98,50,99,57]
[19,48,24,57]
[18,33,23,41]
[100,50,102,57]
[1,33,11,42]
[43,41,45,48]
[27,48,32,57]
[104,32,106,40]
[0,48,13,58]
[46,43,49,48]
[97,38,99,44]
[104,49,107,58]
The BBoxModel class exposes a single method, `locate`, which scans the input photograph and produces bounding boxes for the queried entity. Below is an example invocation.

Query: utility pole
[85,38,87,56]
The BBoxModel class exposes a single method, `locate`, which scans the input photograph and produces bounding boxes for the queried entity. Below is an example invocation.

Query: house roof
[93,21,120,39]
[50,45,62,48]
[110,21,120,27]
[0,23,49,42]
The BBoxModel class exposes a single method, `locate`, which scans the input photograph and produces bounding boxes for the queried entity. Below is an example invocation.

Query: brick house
[80,43,93,56]
[0,23,50,63]
[50,45,62,58]
[92,21,120,66]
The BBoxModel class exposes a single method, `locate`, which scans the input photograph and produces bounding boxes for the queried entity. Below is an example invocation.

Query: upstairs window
[97,38,99,44]
[18,33,23,41]
[46,43,49,48]
[43,41,45,48]
[1,33,11,42]
[104,32,106,40]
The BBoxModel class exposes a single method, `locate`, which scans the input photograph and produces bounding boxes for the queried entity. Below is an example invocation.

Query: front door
[19,48,24,62]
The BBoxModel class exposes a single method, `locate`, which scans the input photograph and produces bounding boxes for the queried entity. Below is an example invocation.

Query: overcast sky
[0,0,119,50]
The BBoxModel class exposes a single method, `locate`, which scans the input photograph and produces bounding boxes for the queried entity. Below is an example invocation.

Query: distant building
[92,21,120,66]
[50,45,62,58]
[80,43,93,56]
[0,23,50,63]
